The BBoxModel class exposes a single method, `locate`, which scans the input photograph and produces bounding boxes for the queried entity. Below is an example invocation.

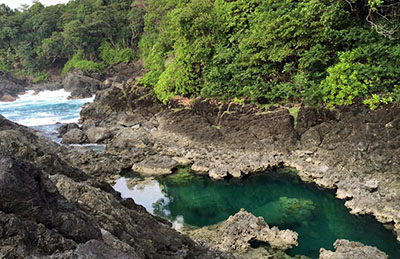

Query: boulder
[57,123,80,137]
[319,239,388,259]
[61,128,87,144]
[132,155,178,176]
[63,70,104,98]
[0,71,26,100]
[85,127,111,143]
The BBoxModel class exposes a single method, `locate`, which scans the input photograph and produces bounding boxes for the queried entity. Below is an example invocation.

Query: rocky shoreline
[1,62,398,258]
[0,115,230,259]
[55,69,400,247]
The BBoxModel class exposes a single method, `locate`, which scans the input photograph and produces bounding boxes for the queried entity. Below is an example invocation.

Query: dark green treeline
[1,0,400,108]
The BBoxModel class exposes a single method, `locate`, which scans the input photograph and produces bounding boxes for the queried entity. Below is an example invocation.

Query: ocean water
[0,90,93,142]
[114,171,400,258]
[0,90,93,126]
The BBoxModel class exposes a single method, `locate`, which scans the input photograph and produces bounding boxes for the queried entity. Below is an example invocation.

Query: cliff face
[0,116,228,259]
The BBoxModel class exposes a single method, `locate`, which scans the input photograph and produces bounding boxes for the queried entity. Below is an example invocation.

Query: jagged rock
[61,128,87,144]
[31,81,63,92]
[57,123,80,137]
[364,179,379,191]
[63,70,104,98]
[85,127,111,143]
[319,239,388,259]
[0,153,102,258]
[132,155,178,176]
[30,240,139,259]
[0,71,26,100]
[187,209,298,253]
[107,127,150,150]
[0,115,229,259]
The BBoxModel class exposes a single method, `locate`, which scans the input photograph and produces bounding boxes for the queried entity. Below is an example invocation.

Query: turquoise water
[114,170,400,258]
[0,90,93,126]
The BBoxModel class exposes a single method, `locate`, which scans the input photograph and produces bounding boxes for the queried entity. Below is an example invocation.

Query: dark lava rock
[63,70,104,99]
[0,71,27,101]
[57,123,80,137]
[0,115,228,259]
[61,128,87,144]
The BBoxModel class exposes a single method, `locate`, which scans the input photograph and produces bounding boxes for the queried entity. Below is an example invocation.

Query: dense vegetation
[0,0,144,78]
[1,0,400,108]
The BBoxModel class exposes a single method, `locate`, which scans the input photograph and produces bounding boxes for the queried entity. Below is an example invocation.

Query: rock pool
[114,169,400,258]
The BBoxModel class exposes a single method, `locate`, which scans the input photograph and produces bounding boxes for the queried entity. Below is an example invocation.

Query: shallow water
[114,171,400,258]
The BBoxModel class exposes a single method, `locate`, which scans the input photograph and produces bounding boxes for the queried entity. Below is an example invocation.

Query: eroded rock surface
[77,85,400,242]
[319,239,388,259]
[0,115,229,259]
[186,209,298,253]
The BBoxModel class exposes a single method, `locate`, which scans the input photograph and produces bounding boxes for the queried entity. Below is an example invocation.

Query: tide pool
[114,170,400,258]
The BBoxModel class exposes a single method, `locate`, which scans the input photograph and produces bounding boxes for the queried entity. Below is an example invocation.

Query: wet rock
[253,197,316,225]
[187,209,298,253]
[61,128,87,144]
[319,239,388,259]
[31,81,63,92]
[85,127,111,143]
[132,155,178,176]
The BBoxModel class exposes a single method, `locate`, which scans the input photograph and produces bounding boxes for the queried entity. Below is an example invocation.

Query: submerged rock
[187,209,298,254]
[319,239,388,259]
[254,197,316,226]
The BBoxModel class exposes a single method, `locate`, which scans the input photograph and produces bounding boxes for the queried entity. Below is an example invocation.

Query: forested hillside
[1,0,400,108]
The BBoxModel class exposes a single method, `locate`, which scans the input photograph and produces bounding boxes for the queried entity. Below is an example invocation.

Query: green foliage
[139,0,400,109]
[0,0,145,76]
[62,50,105,76]
[321,43,400,107]
[32,71,49,83]
[99,42,138,67]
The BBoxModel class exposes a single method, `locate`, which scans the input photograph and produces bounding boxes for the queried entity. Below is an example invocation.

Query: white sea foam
[0,89,94,126]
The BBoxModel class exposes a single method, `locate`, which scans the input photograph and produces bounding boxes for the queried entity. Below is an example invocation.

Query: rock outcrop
[0,71,27,101]
[63,70,104,99]
[0,115,229,259]
[77,85,400,243]
[319,239,388,259]
[186,209,298,254]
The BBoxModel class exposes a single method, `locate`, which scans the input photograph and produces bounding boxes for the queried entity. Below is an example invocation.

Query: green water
[117,170,400,258]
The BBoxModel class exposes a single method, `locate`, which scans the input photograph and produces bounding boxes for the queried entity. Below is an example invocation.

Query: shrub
[62,50,105,76]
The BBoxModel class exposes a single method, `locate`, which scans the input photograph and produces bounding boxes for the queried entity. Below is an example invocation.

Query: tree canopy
[1,0,400,108]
